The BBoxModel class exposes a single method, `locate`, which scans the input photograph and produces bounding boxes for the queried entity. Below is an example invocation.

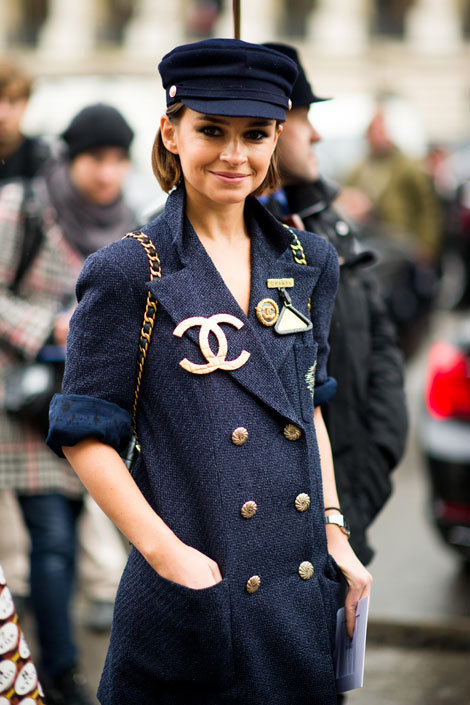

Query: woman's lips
[209,171,249,183]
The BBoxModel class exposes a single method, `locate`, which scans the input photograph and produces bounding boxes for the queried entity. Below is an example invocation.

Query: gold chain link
[123,232,161,446]
[283,223,308,265]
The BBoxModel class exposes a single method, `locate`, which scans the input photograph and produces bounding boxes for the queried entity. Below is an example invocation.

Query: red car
[420,317,470,564]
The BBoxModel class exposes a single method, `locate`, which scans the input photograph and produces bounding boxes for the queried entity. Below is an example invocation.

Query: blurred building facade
[1,0,469,143]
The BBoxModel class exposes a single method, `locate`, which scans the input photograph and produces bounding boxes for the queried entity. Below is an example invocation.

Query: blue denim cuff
[314,376,338,407]
[46,394,132,458]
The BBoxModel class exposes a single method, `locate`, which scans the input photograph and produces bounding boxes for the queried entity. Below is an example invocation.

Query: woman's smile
[208,170,251,184]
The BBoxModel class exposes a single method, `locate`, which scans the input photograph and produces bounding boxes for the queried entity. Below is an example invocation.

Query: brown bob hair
[152,103,281,196]
[0,60,33,101]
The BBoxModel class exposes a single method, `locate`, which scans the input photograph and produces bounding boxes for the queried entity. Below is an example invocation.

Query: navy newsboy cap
[158,38,298,121]
[263,42,330,109]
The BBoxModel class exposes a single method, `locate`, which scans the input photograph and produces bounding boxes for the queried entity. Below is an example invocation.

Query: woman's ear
[160,115,178,155]
[273,123,283,150]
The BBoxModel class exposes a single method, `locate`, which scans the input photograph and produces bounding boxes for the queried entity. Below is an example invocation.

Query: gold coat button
[232,427,249,446]
[295,493,311,512]
[283,424,302,441]
[241,501,257,519]
[246,575,261,594]
[298,561,314,580]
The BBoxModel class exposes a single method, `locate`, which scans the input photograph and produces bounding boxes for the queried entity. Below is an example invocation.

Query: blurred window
[98,0,134,44]
[463,0,470,39]
[372,0,413,38]
[11,0,47,46]
[279,0,316,38]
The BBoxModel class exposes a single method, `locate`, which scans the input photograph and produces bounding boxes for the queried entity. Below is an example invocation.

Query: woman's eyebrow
[195,115,272,127]
[195,115,230,125]
[247,120,272,127]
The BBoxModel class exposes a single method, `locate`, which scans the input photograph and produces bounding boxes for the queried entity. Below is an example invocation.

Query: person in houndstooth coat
[0,103,135,704]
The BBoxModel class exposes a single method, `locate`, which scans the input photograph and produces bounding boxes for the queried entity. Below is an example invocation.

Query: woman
[47,39,371,705]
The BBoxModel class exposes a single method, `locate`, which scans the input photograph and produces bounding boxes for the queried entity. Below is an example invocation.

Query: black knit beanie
[62,103,134,160]
[263,43,330,109]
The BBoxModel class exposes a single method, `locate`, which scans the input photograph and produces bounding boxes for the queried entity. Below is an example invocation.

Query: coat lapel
[247,209,322,370]
[147,188,321,426]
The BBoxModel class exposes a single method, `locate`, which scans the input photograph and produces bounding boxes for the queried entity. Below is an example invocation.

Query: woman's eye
[246,130,269,141]
[199,126,221,137]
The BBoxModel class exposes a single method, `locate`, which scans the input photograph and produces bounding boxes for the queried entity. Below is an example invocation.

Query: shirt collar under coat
[145,183,324,428]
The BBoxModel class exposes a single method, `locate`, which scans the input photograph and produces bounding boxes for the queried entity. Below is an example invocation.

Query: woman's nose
[220,140,247,164]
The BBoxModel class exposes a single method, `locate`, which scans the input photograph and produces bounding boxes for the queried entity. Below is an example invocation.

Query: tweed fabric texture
[48,185,342,704]
[0,180,83,496]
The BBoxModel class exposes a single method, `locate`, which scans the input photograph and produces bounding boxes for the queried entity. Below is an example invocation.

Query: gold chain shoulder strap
[122,231,161,448]
[283,223,307,265]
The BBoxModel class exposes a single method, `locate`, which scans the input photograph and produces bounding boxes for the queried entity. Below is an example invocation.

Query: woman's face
[161,108,282,206]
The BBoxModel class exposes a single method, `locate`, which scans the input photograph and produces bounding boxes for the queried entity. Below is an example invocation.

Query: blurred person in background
[0,102,135,705]
[0,59,50,180]
[0,58,54,618]
[261,50,407,694]
[424,144,470,310]
[342,105,442,266]
[339,104,442,356]
[0,57,129,636]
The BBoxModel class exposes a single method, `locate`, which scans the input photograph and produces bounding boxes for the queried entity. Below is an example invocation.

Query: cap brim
[181,97,286,121]
[293,95,332,109]
[311,95,331,104]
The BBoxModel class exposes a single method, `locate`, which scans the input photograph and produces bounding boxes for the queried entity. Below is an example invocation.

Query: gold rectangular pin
[267,278,294,289]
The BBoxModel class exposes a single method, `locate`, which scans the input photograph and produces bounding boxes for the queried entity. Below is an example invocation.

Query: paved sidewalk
[347,645,470,705]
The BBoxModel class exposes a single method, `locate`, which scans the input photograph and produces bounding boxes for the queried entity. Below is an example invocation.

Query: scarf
[45,160,136,258]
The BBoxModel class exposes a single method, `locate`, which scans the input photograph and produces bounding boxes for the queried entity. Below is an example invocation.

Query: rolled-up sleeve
[314,376,337,406]
[46,241,148,457]
[47,394,132,457]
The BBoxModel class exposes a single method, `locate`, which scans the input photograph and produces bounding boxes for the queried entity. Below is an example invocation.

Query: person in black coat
[263,43,408,567]
[47,39,372,704]
[0,59,50,181]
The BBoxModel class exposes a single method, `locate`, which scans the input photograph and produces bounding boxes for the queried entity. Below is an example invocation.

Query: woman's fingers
[154,540,223,590]
[344,569,372,639]
[327,535,373,639]
[209,559,223,584]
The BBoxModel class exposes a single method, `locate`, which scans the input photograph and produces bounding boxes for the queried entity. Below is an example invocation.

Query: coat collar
[159,183,294,266]
[148,185,322,426]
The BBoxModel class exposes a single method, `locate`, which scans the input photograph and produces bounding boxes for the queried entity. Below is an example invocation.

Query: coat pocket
[114,550,235,689]
[294,340,318,423]
[318,554,347,651]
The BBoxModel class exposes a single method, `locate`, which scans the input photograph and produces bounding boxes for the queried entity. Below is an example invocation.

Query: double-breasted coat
[48,185,343,704]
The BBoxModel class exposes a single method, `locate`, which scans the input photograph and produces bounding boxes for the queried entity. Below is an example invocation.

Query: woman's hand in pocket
[153,537,223,590]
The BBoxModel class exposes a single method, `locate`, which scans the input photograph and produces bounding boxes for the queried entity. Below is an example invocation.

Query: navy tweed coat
[48,185,342,704]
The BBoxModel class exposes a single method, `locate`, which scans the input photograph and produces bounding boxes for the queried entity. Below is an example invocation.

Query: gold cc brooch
[173,313,250,375]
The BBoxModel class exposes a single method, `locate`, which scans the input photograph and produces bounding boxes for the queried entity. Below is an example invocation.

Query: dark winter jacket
[0,136,51,183]
[265,178,408,564]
